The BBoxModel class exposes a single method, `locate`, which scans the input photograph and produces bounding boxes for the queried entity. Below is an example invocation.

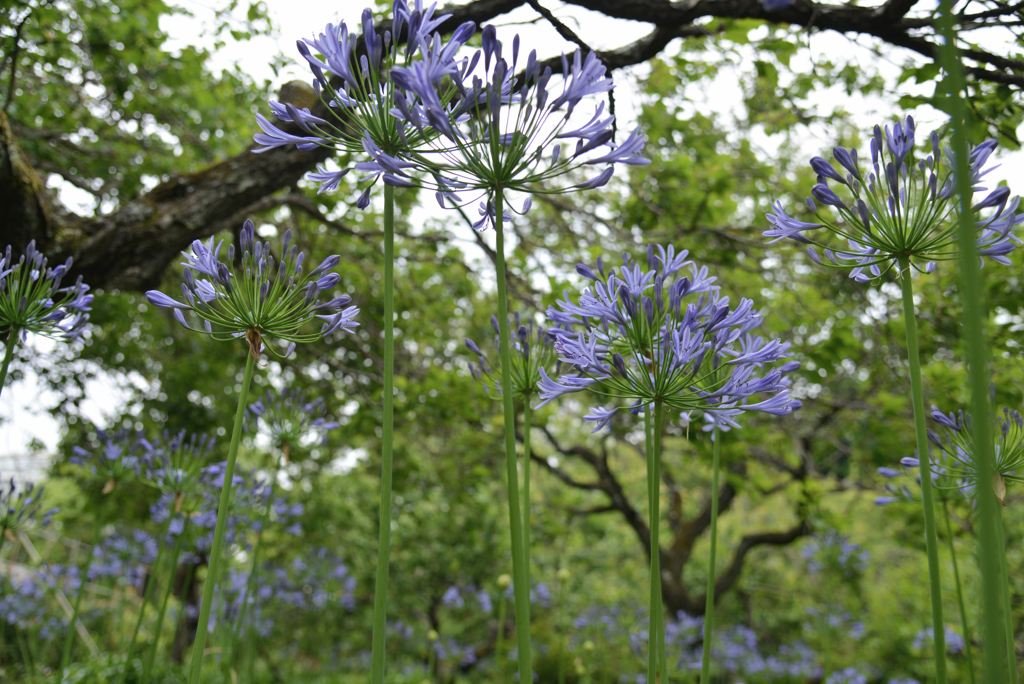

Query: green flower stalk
[465,312,557,586]
[542,247,800,684]
[0,241,92,398]
[392,23,650,681]
[253,6,476,681]
[146,219,358,684]
[764,116,1021,684]
[930,9,1008,675]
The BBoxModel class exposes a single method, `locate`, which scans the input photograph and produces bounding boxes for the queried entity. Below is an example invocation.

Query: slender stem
[370,183,397,684]
[59,493,110,675]
[523,401,532,590]
[932,6,1004,682]
[496,592,507,684]
[996,508,1017,683]
[117,511,176,684]
[942,499,976,684]
[0,328,17,400]
[493,191,533,683]
[187,351,257,684]
[654,401,667,683]
[699,428,722,684]
[897,257,948,683]
[644,405,657,684]
[644,403,667,683]
[142,518,188,684]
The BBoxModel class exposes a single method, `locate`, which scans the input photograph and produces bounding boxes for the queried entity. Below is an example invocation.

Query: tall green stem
[493,191,533,683]
[897,257,948,683]
[0,329,17,400]
[653,402,667,682]
[942,499,976,684]
[187,351,257,684]
[644,403,667,683]
[699,428,722,684]
[933,5,1004,681]
[370,183,397,684]
[142,518,188,684]
[996,508,1017,683]
[117,511,176,684]
[523,401,532,589]
[59,492,110,675]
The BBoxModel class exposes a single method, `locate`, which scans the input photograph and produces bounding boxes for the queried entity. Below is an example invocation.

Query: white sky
[3,0,1022,473]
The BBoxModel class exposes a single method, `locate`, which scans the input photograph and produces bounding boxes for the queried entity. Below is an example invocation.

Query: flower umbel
[0,241,92,342]
[254,0,475,200]
[764,116,1022,282]
[145,220,359,359]
[465,312,558,399]
[0,477,57,534]
[541,245,800,431]
[390,25,650,227]
[246,388,340,456]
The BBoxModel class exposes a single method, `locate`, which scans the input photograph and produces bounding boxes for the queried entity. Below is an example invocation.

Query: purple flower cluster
[912,625,965,655]
[0,241,92,343]
[70,428,146,492]
[254,0,471,204]
[0,563,74,641]
[389,24,649,226]
[87,528,157,588]
[0,477,57,533]
[803,531,869,578]
[139,430,217,513]
[877,399,1024,505]
[765,116,1023,281]
[146,220,359,359]
[539,245,800,431]
[257,1,649,225]
[465,312,558,399]
[246,388,340,455]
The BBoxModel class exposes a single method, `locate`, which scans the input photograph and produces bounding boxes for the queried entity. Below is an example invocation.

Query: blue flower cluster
[256,0,649,226]
[146,220,359,359]
[539,246,800,431]
[765,116,1023,281]
[803,531,870,578]
[0,241,92,343]
[465,312,558,399]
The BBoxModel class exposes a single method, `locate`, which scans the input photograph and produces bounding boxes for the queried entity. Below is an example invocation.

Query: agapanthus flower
[802,531,869,577]
[70,429,146,493]
[539,245,800,431]
[464,312,558,399]
[88,528,157,587]
[245,388,340,456]
[0,477,57,534]
[140,430,217,513]
[145,220,359,359]
[254,0,475,201]
[764,116,1023,281]
[877,399,1024,506]
[0,241,92,343]
[389,25,650,228]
